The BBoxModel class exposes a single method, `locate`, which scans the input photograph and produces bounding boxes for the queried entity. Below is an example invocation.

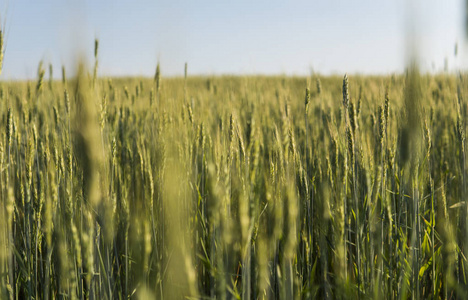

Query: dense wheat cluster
[1,57,468,299]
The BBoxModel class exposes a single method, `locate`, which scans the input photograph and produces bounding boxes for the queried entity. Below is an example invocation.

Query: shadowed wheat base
[1,66,468,299]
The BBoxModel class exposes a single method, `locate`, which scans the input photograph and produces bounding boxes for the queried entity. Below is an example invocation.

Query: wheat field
[1,41,468,299]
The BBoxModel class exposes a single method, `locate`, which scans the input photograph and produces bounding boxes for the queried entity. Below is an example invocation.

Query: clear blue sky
[0,0,464,79]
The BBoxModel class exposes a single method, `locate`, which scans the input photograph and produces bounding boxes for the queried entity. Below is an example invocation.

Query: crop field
[1,50,468,299]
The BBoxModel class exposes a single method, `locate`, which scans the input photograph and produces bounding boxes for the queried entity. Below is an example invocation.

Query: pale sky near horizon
[0,0,465,80]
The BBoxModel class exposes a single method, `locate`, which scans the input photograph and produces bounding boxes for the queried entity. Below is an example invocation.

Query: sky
[0,0,465,79]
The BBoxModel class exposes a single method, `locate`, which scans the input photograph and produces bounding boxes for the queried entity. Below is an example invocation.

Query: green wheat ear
[348,101,357,134]
[64,89,70,114]
[62,65,67,85]
[36,61,45,96]
[94,38,99,59]
[154,62,161,92]
[49,63,53,89]
[342,74,349,109]
[384,86,390,126]
[6,108,12,146]
[93,38,99,86]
